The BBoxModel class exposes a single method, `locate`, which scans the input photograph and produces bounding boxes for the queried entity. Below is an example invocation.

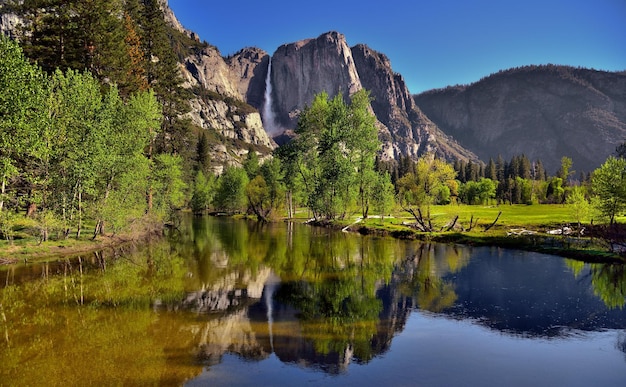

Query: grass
[2,204,625,264]
[335,204,626,263]
[0,216,163,265]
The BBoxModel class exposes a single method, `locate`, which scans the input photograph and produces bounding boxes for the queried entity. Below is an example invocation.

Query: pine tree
[119,12,149,96]
[487,158,497,181]
[519,154,532,180]
[534,159,546,181]
[138,0,191,155]
[195,131,211,175]
[13,0,128,84]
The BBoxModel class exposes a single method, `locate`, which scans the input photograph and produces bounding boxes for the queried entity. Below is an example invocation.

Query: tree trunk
[92,219,105,240]
[0,177,5,212]
[287,190,293,219]
[26,202,37,218]
[76,189,82,239]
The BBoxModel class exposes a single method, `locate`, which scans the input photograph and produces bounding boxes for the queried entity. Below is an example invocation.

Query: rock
[271,31,362,129]
[225,47,269,110]
[414,65,626,172]
[264,31,477,162]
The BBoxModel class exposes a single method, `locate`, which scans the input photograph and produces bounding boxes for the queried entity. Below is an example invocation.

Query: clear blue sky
[168,0,626,93]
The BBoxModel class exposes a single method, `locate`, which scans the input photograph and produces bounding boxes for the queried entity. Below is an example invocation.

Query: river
[1,215,625,386]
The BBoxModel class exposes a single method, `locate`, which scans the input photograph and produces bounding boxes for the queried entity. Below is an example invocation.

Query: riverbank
[0,219,164,265]
[2,205,625,265]
[332,216,626,264]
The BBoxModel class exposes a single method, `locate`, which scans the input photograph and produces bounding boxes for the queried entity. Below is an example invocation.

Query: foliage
[190,170,215,214]
[459,178,497,205]
[566,186,590,229]
[591,157,626,225]
[0,35,48,213]
[245,158,286,221]
[151,154,187,221]
[371,172,395,220]
[242,150,260,180]
[213,166,249,214]
[0,34,169,242]
[396,155,456,231]
[278,90,380,220]
[590,263,626,309]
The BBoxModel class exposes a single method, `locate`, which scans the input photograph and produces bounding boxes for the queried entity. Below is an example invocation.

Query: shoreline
[2,214,625,266]
[0,223,164,265]
[305,217,625,264]
[339,221,625,264]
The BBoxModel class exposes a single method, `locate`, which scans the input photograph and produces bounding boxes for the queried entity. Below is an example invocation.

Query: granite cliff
[267,32,477,161]
[5,1,623,172]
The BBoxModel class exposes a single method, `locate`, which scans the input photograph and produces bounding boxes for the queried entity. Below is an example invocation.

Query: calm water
[1,216,625,386]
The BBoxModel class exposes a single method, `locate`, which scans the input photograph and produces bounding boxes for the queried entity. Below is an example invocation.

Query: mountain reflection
[3,216,626,383]
[170,217,626,373]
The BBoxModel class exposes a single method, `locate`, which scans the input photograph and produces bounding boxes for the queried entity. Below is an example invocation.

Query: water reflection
[1,215,626,385]
[172,217,626,372]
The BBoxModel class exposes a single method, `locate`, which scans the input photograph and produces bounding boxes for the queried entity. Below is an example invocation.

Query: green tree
[371,172,395,220]
[245,158,285,221]
[92,89,159,236]
[486,158,497,181]
[138,0,191,156]
[243,149,260,180]
[591,156,626,225]
[514,177,533,204]
[396,155,456,231]
[151,153,187,221]
[47,68,110,238]
[281,90,379,220]
[344,90,379,218]
[566,186,590,233]
[190,170,215,214]
[546,177,565,204]
[195,131,211,175]
[274,142,305,219]
[214,166,249,214]
[0,35,48,213]
[557,156,574,186]
[459,178,497,205]
[12,0,128,84]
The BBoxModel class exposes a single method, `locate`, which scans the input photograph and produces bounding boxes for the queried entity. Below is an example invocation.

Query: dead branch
[483,211,502,232]
[443,215,459,232]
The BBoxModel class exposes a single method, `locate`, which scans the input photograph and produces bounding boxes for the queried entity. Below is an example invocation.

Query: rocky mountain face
[414,65,626,173]
[270,31,361,129]
[176,27,477,164]
[0,0,276,170]
[7,1,623,172]
[267,32,476,161]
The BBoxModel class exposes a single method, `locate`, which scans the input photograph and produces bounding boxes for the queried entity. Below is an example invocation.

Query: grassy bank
[336,204,626,263]
[2,204,625,265]
[0,216,164,265]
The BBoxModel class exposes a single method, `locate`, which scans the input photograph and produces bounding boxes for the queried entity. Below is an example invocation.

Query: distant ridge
[414,65,626,173]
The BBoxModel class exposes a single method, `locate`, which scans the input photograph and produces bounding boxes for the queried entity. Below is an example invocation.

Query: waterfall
[264,274,279,352]
[262,57,278,135]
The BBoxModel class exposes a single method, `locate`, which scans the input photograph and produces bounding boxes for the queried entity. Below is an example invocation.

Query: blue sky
[168,0,626,93]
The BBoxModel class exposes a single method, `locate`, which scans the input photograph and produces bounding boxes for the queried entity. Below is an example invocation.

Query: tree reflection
[590,263,626,309]
[15,215,626,382]
[396,243,469,313]
[566,259,626,309]
[0,241,198,385]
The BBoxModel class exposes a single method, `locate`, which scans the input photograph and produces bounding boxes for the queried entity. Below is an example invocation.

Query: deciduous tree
[592,156,626,225]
